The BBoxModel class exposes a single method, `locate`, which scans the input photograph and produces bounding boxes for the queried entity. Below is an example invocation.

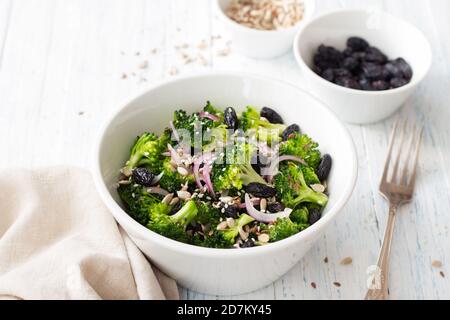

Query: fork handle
[365,203,398,300]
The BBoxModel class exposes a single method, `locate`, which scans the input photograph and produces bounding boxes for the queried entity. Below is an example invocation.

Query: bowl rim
[214,0,316,34]
[293,9,433,95]
[92,71,358,258]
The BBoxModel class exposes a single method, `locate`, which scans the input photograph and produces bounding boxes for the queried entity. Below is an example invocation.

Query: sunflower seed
[217,221,229,231]
[258,233,270,243]
[226,218,235,228]
[311,184,326,192]
[177,190,191,200]
[162,193,174,205]
[169,197,179,206]
[177,166,189,176]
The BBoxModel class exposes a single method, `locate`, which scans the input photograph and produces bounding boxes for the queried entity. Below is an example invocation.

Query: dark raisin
[372,80,390,91]
[341,56,359,71]
[364,47,388,64]
[333,68,352,78]
[260,107,283,124]
[245,183,276,198]
[314,54,332,70]
[390,77,409,88]
[132,167,155,187]
[393,57,413,80]
[347,37,369,51]
[362,63,384,80]
[321,68,335,82]
[352,51,367,61]
[224,107,238,130]
[359,78,373,90]
[384,61,403,78]
[316,154,332,181]
[240,239,255,248]
[223,205,239,219]
[308,208,322,225]
[313,65,323,75]
[282,124,300,141]
[335,77,361,89]
[343,47,354,57]
[267,202,285,213]
[318,45,343,63]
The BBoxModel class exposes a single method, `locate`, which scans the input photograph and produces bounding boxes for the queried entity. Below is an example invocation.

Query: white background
[0,0,449,299]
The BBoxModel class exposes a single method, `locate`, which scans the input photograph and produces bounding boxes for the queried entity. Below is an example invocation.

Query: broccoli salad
[117,102,332,249]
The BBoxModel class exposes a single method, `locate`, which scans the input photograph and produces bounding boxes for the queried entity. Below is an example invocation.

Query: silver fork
[365,120,424,300]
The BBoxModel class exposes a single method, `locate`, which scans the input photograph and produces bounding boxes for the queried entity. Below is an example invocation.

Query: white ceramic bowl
[92,73,357,295]
[293,9,432,124]
[215,0,315,59]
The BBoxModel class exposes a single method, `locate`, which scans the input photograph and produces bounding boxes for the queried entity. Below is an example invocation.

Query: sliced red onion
[265,155,308,177]
[168,144,182,165]
[193,157,203,189]
[238,198,260,208]
[169,121,180,142]
[151,172,164,185]
[193,152,215,194]
[244,194,292,223]
[199,111,219,122]
[202,162,215,195]
[147,186,169,196]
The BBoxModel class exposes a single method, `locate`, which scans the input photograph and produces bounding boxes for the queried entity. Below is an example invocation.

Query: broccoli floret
[290,207,309,225]
[301,166,320,185]
[274,163,328,208]
[203,101,223,121]
[123,130,171,175]
[203,124,228,152]
[280,132,322,169]
[117,183,161,225]
[239,106,286,142]
[173,105,222,147]
[221,214,255,245]
[196,232,232,249]
[148,200,198,243]
[158,158,194,192]
[212,142,266,191]
[196,201,222,226]
[268,218,300,242]
[196,213,255,248]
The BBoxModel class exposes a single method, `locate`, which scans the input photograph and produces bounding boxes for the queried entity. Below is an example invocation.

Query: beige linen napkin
[0,167,178,300]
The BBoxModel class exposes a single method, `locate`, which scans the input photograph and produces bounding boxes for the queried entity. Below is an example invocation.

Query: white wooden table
[0,0,449,300]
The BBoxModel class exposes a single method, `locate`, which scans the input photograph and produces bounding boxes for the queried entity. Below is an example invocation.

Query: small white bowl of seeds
[215,0,315,59]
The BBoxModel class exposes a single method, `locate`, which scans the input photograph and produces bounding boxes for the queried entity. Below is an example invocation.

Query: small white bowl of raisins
[293,9,432,124]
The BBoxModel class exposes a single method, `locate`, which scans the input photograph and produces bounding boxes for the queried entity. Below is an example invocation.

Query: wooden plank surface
[0,0,448,299]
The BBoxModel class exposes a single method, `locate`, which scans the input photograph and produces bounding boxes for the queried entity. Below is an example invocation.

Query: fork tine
[400,123,417,186]
[408,126,424,190]
[381,119,400,184]
[390,120,407,183]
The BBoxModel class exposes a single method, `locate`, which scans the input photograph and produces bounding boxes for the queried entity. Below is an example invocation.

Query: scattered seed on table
[169,67,179,76]
[78,111,84,116]
[432,260,443,268]
[311,282,317,289]
[440,271,445,278]
[217,47,231,57]
[324,257,329,263]
[197,39,208,50]
[135,51,140,56]
[151,48,158,54]
[138,60,148,69]
[340,257,353,265]
[121,73,127,79]
[333,282,341,287]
